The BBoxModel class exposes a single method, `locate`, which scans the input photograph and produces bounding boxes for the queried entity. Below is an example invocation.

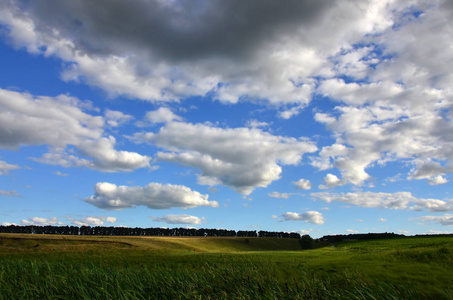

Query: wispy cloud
[152,214,204,225]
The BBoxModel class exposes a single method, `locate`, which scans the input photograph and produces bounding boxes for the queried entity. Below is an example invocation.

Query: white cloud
[319,174,346,189]
[428,175,448,185]
[145,107,182,124]
[293,178,312,190]
[76,136,151,172]
[281,211,324,225]
[0,159,19,175]
[378,218,387,222]
[70,216,117,226]
[411,214,453,226]
[84,182,219,210]
[0,88,150,172]
[424,230,453,235]
[133,121,316,195]
[2,1,452,187]
[312,1,453,186]
[398,230,410,235]
[268,192,291,199]
[21,217,64,226]
[246,120,269,129]
[298,229,313,235]
[1,222,18,226]
[0,0,396,109]
[311,191,453,212]
[104,109,133,127]
[152,214,203,225]
[0,89,102,149]
[278,106,304,120]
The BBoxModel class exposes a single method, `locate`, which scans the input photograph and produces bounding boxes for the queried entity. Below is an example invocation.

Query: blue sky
[1,0,452,237]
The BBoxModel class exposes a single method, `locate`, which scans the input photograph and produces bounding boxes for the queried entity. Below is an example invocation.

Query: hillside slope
[0,234,302,255]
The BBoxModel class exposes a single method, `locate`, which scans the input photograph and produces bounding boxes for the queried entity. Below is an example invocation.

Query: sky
[0,0,452,238]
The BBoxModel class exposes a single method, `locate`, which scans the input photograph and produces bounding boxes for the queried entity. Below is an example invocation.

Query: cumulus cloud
[104,109,133,127]
[84,182,219,210]
[133,121,316,195]
[428,175,448,185]
[21,217,64,226]
[1,0,452,187]
[145,107,182,124]
[152,214,203,225]
[76,136,151,172]
[311,1,453,186]
[0,88,150,172]
[2,0,451,184]
[69,216,117,226]
[0,159,19,175]
[0,89,102,149]
[293,178,312,190]
[318,174,346,189]
[411,214,453,226]
[311,191,453,212]
[0,0,395,108]
[281,211,324,225]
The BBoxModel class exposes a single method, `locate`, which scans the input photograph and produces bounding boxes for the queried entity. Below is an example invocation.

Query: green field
[0,234,452,299]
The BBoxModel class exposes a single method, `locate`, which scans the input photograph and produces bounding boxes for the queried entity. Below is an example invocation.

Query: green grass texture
[0,234,452,299]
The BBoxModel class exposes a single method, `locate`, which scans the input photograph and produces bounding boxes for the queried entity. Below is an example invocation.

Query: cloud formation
[134,121,316,195]
[293,179,312,190]
[1,0,453,235]
[268,192,291,199]
[281,211,324,225]
[104,110,133,127]
[1,0,451,185]
[411,214,453,226]
[312,1,453,186]
[0,0,394,105]
[70,216,117,226]
[0,159,19,175]
[0,189,20,197]
[0,88,150,172]
[84,182,219,210]
[21,217,64,226]
[318,174,346,189]
[152,214,203,225]
[145,107,182,124]
[311,191,453,212]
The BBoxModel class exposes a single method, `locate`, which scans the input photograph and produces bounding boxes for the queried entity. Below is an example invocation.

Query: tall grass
[1,235,452,299]
[0,257,429,299]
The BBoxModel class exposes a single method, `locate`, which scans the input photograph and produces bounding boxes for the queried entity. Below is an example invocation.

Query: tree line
[0,225,302,239]
[319,232,405,243]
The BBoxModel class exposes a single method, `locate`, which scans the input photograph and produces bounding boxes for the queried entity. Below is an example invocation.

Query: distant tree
[299,234,314,250]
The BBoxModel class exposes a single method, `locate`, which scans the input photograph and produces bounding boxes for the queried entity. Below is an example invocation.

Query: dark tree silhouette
[0,225,302,239]
[299,234,314,250]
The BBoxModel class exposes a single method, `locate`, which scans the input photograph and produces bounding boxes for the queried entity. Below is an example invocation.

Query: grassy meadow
[0,234,452,299]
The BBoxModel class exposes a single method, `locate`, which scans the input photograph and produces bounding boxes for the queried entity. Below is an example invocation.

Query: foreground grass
[0,234,452,299]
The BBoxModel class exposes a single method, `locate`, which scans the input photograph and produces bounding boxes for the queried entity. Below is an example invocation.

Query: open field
[0,234,452,299]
